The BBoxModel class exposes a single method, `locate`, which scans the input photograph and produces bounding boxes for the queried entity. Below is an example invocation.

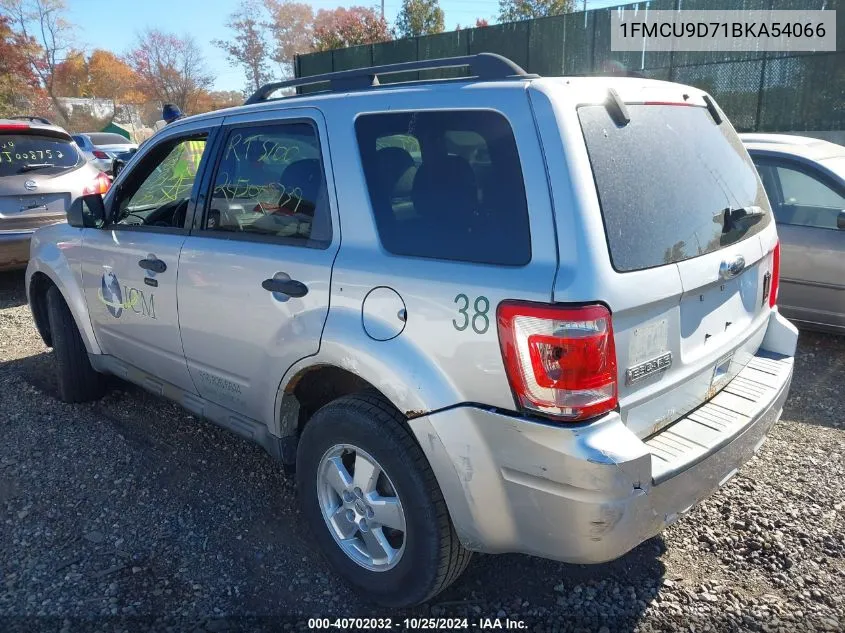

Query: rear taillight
[83,171,111,196]
[769,241,780,308]
[92,149,109,159]
[0,123,29,131]
[497,302,618,422]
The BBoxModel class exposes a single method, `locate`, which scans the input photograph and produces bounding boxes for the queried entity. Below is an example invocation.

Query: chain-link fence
[295,0,845,133]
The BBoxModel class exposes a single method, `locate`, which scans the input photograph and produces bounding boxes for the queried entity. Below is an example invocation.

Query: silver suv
[1,118,108,270]
[25,54,798,607]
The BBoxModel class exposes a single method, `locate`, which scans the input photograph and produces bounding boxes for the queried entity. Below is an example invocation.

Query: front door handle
[262,277,308,298]
[138,258,167,273]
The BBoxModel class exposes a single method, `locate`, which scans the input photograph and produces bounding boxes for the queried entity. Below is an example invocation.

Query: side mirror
[838,210,845,230]
[67,194,107,229]
[112,157,126,178]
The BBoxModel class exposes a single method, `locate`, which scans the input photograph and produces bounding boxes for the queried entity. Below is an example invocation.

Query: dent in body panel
[412,406,653,553]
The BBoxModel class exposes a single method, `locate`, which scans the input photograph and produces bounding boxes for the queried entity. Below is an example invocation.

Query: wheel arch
[28,271,55,347]
[273,363,383,462]
[272,329,461,445]
[25,235,101,355]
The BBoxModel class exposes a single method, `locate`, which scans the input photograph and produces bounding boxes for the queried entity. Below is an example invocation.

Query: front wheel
[46,286,106,402]
[297,393,471,606]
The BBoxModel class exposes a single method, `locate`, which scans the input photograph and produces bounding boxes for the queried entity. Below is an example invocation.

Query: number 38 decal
[453,294,490,334]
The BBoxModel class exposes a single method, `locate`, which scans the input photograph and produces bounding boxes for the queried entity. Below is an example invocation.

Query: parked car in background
[72,132,137,174]
[1,118,109,271]
[742,134,845,334]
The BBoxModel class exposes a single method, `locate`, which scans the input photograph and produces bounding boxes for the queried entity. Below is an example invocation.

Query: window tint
[0,134,82,176]
[774,164,844,229]
[204,122,331,247]
[356,110,531,266]
[113,135,207,228]
[579,105,770,272]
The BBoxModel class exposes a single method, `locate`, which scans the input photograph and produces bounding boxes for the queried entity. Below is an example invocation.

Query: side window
[773,163,845,229]
[204,122,331,248]
[355,110,531,266]
[112,135,207,229]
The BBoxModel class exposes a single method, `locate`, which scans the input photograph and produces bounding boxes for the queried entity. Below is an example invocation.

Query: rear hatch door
[0,126,87,230]
[576,90,778,438]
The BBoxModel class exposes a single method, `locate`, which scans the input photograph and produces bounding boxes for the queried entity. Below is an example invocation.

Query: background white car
[72,132,137,174]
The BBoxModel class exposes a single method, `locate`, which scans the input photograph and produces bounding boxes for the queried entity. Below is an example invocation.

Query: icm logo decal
[99,272,123,318]
[97,272,156,319]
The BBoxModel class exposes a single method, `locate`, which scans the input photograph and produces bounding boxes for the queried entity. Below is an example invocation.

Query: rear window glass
[356,110,531,266]
[579,104,770,272]
[0,134,81,176]
[88,133,131,145]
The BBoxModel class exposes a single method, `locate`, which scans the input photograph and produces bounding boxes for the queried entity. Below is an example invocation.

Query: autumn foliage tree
[52,49,148,103]
[194,89,243,113]
[51,49,88,97]
[395,0,444,38]
[128,29,213,113]
[312,6,391,52]
[498,0,574,22]
[264,0,314,78]
[0,13,44,117]
[213,0,271,92]
[2,0,75,123]
[88,50,142,102]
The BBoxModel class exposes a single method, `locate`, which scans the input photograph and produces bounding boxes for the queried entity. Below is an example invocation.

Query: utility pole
[381,0,385,19]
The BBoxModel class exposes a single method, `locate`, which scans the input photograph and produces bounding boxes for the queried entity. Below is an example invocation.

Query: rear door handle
[262,277,308,298]
[138,258,167,273]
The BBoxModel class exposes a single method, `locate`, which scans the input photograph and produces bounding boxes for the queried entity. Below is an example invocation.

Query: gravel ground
[1,269,843,632]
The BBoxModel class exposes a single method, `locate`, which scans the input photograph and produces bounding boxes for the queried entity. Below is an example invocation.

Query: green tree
[498,0,573,22]
[395,0,444,38]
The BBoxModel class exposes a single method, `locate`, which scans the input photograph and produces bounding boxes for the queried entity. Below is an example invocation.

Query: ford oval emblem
[24,179,38,191]
[719,254,746,280]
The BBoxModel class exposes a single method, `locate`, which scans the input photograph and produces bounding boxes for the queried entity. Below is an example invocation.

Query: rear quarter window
[355,110,531,266]
[0,133,82,176]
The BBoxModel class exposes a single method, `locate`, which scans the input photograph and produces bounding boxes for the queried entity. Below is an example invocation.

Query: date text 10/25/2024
[307,618,528,630]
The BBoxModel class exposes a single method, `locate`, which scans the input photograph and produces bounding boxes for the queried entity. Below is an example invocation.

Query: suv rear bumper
[410,311,797,563]
[0,231,33,271]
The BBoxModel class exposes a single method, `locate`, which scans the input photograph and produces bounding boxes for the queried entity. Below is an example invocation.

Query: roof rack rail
[244,52,536,105]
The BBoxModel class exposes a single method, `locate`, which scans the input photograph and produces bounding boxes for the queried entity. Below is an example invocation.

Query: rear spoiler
[0,122,73,141]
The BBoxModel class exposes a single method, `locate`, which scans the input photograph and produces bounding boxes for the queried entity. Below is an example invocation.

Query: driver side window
[112,134,208,229]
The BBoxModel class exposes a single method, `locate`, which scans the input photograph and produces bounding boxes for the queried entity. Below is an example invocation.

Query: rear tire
[46,286,105,402]
[296,392,471,606]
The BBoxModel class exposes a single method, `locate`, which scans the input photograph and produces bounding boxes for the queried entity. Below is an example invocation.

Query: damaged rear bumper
[0,231,33,271]
[409,311,796,563]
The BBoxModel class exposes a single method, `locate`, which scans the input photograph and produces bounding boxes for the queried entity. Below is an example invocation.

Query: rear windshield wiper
[18,162,56,172]
[716,205,765,233]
